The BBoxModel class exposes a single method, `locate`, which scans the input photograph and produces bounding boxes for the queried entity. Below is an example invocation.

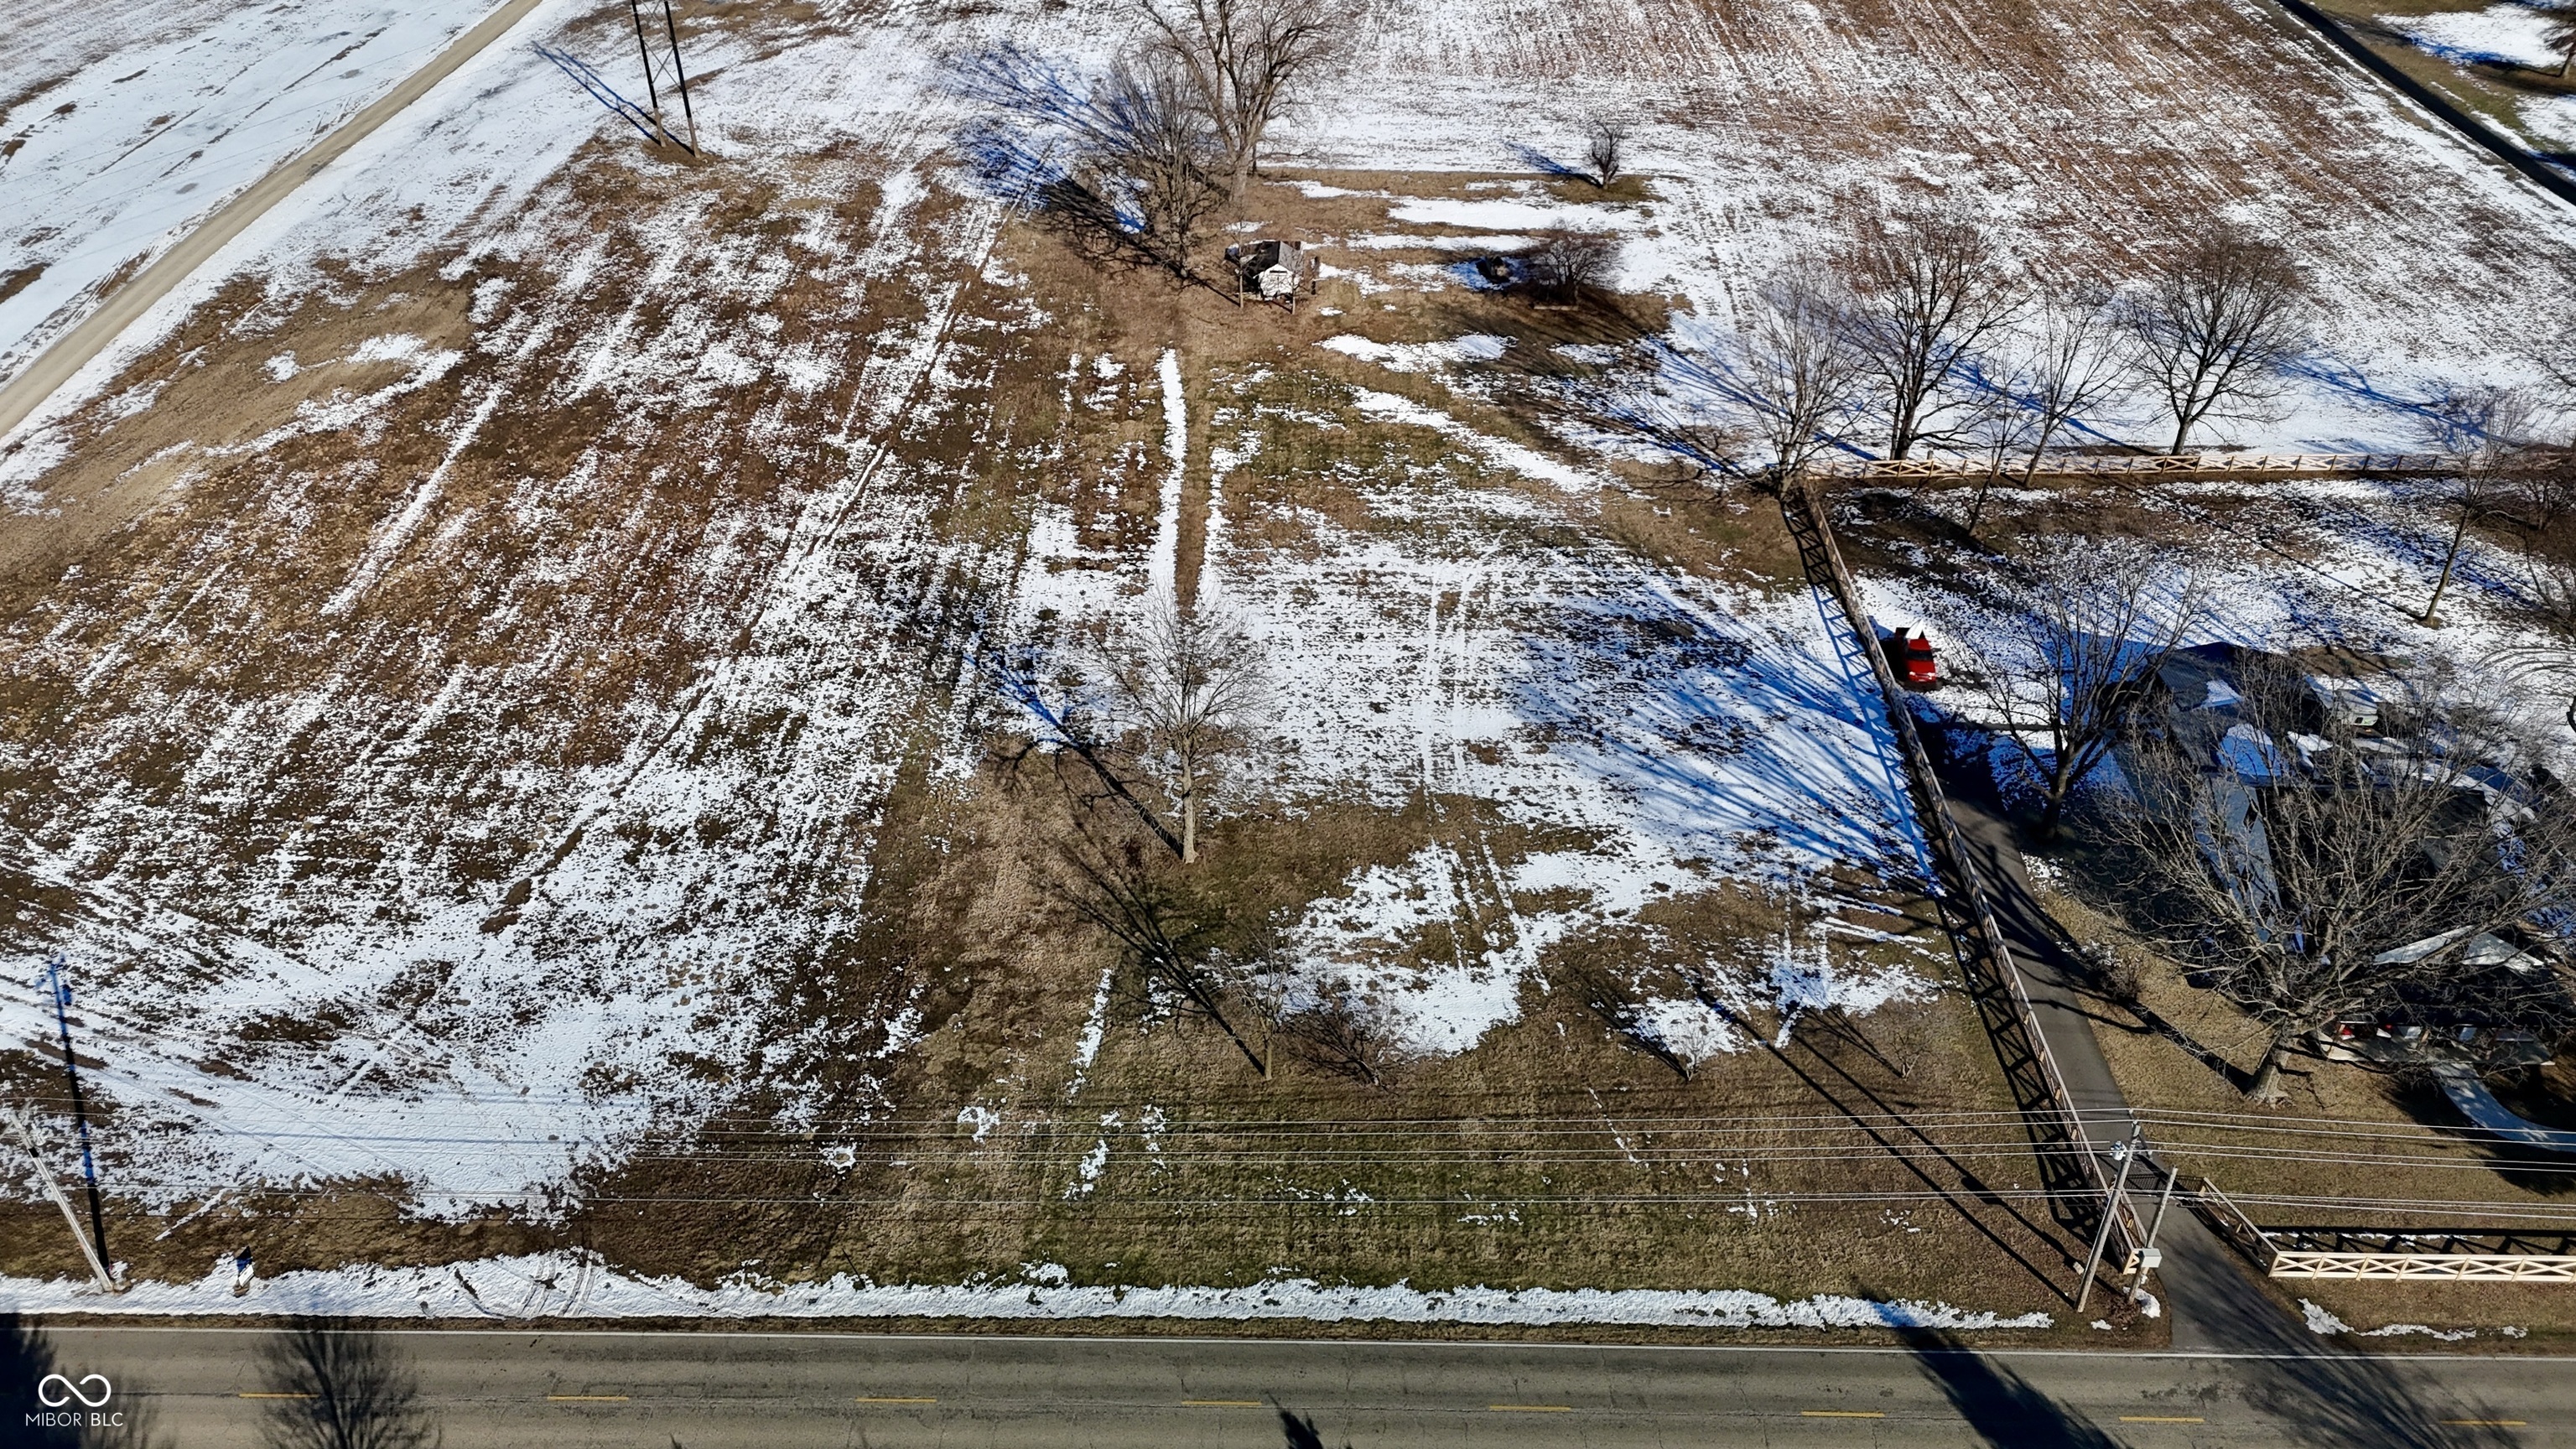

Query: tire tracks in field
[488,161,1029,917]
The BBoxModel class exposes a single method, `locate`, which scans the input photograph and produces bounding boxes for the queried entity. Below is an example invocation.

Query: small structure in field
[1226,239,1315,312]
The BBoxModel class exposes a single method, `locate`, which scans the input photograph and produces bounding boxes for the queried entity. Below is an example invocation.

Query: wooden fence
[1810,451,2448,482]
[1782,487,2144,1280]
[2197,1181,2576,1280]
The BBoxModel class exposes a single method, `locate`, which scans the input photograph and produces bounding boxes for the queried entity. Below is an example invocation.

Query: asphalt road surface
[9,1326,2572,1447]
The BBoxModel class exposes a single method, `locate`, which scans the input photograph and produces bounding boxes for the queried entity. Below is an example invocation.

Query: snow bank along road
[19,1328,2575,1446]
[0,0,545,443]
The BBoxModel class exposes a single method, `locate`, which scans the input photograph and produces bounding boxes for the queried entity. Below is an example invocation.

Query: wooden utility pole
[2074,1130,2144,1316]
[6,1104,115,1292]
[44,955,110,1272]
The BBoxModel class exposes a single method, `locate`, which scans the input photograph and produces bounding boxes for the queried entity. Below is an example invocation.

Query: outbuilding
[1226,239,1314,309]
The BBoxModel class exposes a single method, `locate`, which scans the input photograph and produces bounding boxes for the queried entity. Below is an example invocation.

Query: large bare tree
[2110,662,2576,1101]
[1939,535,2205,839]
[1836,210,2025,460]
[2122,224,2309,454]
[1098,602,1265,863]
[1134,0,1351,199]
[1063,53,1229,278]
[1732,270,1868,491]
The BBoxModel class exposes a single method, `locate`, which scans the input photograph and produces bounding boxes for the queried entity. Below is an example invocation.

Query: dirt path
[0,0,549,445]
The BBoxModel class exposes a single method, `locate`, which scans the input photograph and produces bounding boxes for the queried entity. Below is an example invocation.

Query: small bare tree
[2417,384,2543,625]
[1584,117,1628,188]
[1098,602,1264,863]
[2548,3,2576,76]
[1836,210,2025,460]
[2122,224,2309,454]
[1526,231,1618,304]
[1962,295,2127,538]
[2110,662,2576,1101]
[1135,0,1352,199]
[2017,295,2127,474]
[1732,270,1867,491]
[2503,555,2576,734]
[1940,535,2206,839]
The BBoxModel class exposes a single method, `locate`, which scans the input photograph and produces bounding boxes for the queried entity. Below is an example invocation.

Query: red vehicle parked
[1893,626,1938,688]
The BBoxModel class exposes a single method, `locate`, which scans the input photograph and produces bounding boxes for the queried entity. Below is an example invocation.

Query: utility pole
[2074,1128,2142,1317]
[627,0,668,147]
[660,0,699,155]
[6,1104,115,1292]
[2132,1162,2180,1288]
[44,955,111,1275]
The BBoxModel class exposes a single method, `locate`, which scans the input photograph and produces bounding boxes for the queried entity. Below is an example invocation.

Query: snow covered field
[0,0,505,390]
[0,0,2573,1303]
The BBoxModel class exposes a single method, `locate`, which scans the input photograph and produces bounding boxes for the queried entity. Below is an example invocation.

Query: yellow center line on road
[547,1394,631,1402]
[1181,1400,1265,1407]
[1801,1410,1887,1418]
[2121,1416,2208,1423]
[237,1393,316,1400]
[1490,1404,1574,1412]
[856,1396,940,1404]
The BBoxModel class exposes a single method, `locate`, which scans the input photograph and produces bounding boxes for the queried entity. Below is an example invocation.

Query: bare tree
[1134,0,1351,199]
[257,1321,441,1449]
[2503,554,2576,734]
[2017,295,2127,473]
[1836,210,2025,460]
[1584,117,1628,188]
[1562,955,1694,1080]
[1062,53,1229,278]
[1958,376,2035,542]
[2122,224,2309,454]
[1964,296,2126,537]
[2417,384,2543,625]
[1732,270,1867,491]
[2548,3,2576,76]
[1097,602,1264,863]
[1940,535,2206,839]
[2110,662,2576,1101]
[1526,231,1619,304]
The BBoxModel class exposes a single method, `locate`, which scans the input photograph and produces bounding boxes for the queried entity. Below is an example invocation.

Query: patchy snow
[2301,1299,2480,1340]
[2380,5,2568,70]
[1348,387,1604,491]
[1317,332,1510,372]
[0,1254,2054,1329]
[3,0,2573,1249]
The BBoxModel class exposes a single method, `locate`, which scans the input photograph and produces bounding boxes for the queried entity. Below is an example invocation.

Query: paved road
[1927,751,2303,1357]
[8,1326,2568,1447]
[0,0,549,444]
